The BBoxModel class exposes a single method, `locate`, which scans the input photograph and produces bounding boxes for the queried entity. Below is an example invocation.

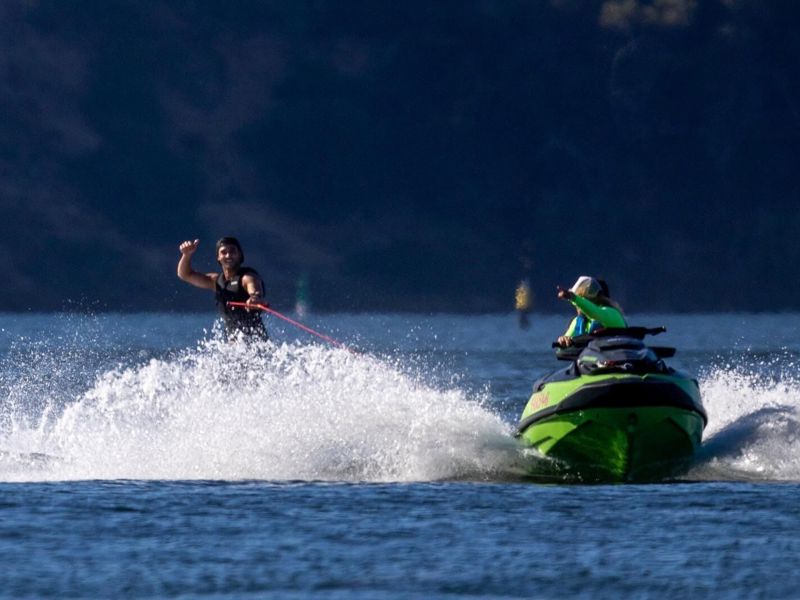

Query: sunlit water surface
[2,312,800,597]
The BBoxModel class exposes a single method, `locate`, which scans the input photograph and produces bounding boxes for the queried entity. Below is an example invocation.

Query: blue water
[2,312,800,597]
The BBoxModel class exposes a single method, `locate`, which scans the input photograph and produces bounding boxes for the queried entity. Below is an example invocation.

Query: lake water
[2,312,800,597]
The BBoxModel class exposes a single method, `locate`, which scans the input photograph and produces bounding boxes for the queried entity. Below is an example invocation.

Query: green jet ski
[516,327,707,482]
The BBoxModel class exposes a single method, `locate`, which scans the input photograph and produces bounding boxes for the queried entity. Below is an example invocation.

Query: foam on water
[0,338,519,482]
[5,314,800,484]
[693,357,800,481]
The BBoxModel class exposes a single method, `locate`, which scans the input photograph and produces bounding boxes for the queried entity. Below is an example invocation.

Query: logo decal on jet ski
[530,392,549,411]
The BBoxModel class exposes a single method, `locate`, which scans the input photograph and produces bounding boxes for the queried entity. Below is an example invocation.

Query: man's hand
[179,239,200,256]
[556,335,573,347]
[557,286,575,301]
[245,293,268,312]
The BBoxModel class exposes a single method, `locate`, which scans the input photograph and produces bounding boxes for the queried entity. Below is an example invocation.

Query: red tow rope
[226,302,358,353]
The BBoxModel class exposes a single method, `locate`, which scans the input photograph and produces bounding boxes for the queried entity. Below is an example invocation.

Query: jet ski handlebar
[591,326,666,339]
[552,327,675,362]
[552,326,667,350]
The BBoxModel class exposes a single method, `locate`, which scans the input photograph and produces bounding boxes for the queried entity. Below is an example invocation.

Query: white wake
[691,358,800,481]
[0,339,518,482]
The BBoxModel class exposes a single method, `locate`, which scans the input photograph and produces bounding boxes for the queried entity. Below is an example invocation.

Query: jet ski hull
[517,373,706,482]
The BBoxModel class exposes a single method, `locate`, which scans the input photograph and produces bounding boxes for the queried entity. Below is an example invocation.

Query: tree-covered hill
[2,0,798,312]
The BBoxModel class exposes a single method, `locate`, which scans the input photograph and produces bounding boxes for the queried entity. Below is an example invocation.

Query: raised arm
[177,239,216,290]
[569,295,626,328]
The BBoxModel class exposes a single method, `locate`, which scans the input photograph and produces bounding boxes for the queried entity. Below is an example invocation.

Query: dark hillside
[2,1,799,311]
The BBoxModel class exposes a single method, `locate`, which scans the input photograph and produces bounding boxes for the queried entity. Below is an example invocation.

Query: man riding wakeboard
[177,237,269,339]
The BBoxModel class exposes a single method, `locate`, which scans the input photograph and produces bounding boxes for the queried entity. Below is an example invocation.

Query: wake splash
[0,339,518,483]
[6,328,800,485]
[692,360,800,481]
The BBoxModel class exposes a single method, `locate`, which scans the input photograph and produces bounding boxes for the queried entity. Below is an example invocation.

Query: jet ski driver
[177,237,269,339]
[556,276,627,347]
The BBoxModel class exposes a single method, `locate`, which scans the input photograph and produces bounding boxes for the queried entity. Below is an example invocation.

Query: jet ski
[516,327,706,482]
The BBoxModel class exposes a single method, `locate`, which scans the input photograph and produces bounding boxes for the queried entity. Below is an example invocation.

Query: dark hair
[216,236,244,262]
[594,278,624,313]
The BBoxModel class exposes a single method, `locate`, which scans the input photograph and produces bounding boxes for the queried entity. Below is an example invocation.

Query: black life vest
[215,267,268,338]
